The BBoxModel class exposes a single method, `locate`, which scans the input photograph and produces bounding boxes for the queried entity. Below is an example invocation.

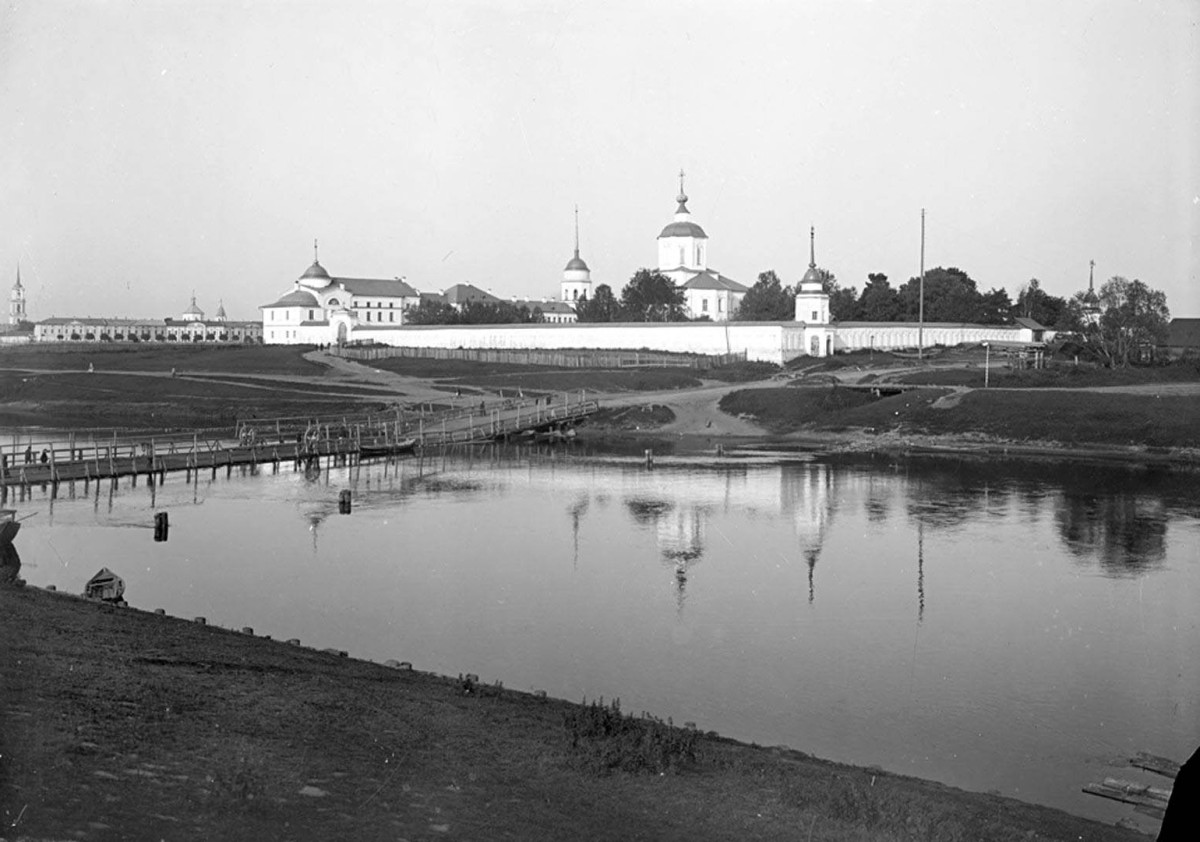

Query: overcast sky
[2,0,1196,322]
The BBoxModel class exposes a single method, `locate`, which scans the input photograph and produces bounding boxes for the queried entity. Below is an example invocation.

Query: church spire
[314,238,319,264]
[573,204,581,258]
[14,263,21,289]
[676,168,689,213]
[809,225,816,269]
[1088,259,1095,292]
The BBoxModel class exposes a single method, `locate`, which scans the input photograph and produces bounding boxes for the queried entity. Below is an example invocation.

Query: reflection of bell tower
[658,506,706,613]
[785,464,835,605]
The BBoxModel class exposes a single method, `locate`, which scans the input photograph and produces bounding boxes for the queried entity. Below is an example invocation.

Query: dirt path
[301,349,459,402]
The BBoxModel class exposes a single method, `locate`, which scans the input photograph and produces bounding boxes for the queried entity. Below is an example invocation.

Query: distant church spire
[1088,259,1095,292]
[574,204,581,258]
[676,168,689,212]
[314,238,319,264]
[14,263,21,289]
[809,225,816,269]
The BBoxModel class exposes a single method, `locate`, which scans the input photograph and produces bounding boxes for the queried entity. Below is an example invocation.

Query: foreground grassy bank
[1,584,1147,841]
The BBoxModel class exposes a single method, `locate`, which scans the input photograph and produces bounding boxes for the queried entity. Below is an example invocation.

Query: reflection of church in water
[626,463,842,610]
[780,464,835,604]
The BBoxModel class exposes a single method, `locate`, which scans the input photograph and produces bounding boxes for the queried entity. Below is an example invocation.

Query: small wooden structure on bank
[1082,752,1179,820]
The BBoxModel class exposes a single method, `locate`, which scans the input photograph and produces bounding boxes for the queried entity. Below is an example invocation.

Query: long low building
[33,316,262,344]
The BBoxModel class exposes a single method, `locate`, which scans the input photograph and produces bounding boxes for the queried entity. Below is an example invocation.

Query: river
[7,445,1198,829]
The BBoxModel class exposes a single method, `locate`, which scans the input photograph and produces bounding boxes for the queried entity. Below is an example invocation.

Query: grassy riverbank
[717,386,1200,450]
[1,584,1148,841]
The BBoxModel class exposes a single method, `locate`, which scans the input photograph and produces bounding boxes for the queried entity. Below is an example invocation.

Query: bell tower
[10,265,26,326]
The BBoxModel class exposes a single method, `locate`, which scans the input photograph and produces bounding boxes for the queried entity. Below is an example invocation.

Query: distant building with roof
[442,283,501,310]
[656,172,747,321]
[29,287,260,344]
[1162,318,1200,359]
[260,242,420,344]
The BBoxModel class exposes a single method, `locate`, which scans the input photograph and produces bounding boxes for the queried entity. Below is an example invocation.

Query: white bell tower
[10,265,26,325]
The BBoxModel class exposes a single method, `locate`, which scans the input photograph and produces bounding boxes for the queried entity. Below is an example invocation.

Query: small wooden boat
[85,567,126,602]
[0,510,19,545]
[358,438,418,458]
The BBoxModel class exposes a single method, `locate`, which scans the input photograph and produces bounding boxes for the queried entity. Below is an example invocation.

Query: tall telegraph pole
[918,208,926,361]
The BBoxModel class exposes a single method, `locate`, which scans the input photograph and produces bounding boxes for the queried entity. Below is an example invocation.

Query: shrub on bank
[565,697,699,775]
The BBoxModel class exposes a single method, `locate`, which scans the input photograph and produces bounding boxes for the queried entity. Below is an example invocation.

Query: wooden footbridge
[0,391,599,492]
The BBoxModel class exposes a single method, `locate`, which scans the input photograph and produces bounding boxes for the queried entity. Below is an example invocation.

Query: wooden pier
[0,391,599,493]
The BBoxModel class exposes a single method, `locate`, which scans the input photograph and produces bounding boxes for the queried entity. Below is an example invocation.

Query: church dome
[271,289,320,307]
[658,220,708,239]
[564,254,590,272]
[301,260,331,281]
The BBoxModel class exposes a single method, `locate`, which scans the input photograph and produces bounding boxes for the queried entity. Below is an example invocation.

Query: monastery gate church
[261,179,1047,364]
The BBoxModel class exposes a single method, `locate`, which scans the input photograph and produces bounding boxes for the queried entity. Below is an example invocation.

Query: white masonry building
[261,243,421,344]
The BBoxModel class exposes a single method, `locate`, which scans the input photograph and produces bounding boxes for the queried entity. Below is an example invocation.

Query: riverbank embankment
[1,583,1149,841]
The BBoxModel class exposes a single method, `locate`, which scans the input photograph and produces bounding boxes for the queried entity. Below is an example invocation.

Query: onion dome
[658,170,708,239]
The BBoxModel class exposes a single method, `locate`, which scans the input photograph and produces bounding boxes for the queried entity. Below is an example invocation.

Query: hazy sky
[2,0,1197,322]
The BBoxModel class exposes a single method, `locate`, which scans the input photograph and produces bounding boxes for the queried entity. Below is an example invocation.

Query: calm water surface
[9,447,1199,828]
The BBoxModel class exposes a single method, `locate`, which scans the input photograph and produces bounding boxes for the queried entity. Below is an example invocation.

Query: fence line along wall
[334,345,746,370]
[348,321,807,365]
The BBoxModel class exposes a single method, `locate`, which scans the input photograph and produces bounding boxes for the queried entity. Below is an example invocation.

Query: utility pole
[918,208,926,362]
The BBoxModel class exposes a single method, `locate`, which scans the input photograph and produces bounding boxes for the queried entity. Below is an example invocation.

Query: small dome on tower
[301,260,331,281]
[564,254,590,272]
[180,294,205,322]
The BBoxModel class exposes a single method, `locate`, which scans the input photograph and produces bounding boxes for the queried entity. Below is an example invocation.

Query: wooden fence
[333,345,746,370]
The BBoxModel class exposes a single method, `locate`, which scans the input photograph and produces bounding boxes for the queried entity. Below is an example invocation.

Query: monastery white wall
[350,321,808,364]
[833,322,1050,351]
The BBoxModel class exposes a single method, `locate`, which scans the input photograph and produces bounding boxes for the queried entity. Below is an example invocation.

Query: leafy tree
[734,270,794,321]
[898,267,984,322]
[459,300,537,324]
[857,273,901,321]
[619,269,687,322]
[818,270,859,321]
[576,284,621,322]
[403,298,537,325]
[978,288,1014,325]
[404,299,460,325]
[1013,278,1067,327]
[1070,276,1171,366]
